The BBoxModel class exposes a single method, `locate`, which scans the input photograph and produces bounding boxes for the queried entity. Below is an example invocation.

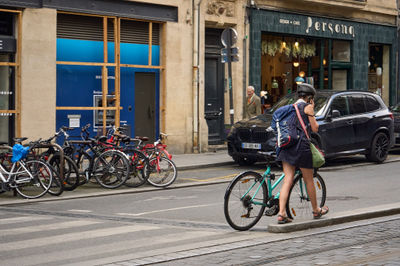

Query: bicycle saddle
[61,126,75,131]
[13,137,28,143]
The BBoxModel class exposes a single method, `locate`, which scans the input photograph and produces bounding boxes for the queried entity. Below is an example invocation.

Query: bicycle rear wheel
[147,157,177,188]
[124,149,149,188]
[14,160,53,199]
[224,171,267,231]
[93,150,129,189]
[286,172,326,220]
[49,155,79,191]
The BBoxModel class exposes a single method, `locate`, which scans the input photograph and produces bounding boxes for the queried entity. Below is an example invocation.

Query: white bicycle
[0,143,53,199]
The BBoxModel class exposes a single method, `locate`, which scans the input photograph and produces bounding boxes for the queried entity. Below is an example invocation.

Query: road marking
[143,196,198,201]
[0,224,159,251]
[68,209,92,213]
[117,203,221,217]
[0,220,101,236]
[0,216,49,225]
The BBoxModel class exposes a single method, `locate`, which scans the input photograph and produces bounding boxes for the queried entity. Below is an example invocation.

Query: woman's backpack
[270,104,300,149]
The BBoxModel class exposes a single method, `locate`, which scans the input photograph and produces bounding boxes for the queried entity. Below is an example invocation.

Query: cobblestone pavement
[108,217,400,266]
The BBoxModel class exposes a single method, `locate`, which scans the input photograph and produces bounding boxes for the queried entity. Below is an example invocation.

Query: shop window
[368,43,390,105]
[332,41,350,62]
[0,13,13,36]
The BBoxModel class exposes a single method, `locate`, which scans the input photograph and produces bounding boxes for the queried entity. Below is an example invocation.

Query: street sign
[221,47,239,63]
[221,27,238,47]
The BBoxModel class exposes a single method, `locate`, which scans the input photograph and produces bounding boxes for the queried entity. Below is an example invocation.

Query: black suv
[227,90,394,165]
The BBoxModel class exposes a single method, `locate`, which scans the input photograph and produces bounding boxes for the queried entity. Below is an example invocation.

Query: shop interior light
[294,41,299,47]
[323,59,327,65]
[295,76,305,84]
[293,61,300,67]
[281,37,286,48]
[299,71,305,77]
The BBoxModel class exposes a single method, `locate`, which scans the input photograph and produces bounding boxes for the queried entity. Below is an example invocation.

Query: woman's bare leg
[278,161,296,217]
[300,167,318,212]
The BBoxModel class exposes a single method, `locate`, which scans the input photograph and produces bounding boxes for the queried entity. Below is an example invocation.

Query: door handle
[346,120,353,125]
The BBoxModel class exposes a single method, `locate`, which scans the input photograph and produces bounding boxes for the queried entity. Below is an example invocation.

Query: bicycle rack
[29,143,65,180]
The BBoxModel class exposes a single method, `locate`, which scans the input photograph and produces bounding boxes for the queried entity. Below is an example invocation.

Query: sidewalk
[172,150,234,170]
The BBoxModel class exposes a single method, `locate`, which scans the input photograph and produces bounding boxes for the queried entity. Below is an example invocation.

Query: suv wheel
[233,156,256,166]
[366,132,389,163]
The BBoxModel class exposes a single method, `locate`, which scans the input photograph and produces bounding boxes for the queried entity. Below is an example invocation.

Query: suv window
[365,95,381,112]
[349,94,367,115]
[330,96,350,117]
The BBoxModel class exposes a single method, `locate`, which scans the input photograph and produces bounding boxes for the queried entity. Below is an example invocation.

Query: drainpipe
[193,0,203,153]
[397,0,400,103]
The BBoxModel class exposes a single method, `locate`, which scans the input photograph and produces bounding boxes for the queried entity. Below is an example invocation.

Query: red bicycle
[134,133,177,188]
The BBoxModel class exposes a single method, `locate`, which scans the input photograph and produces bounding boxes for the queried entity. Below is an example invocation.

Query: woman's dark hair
[297,83,316,98]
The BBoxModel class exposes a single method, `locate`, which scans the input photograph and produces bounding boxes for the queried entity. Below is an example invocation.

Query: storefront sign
[278,16,355,38]
[0,37,16,53]
[306,17,355,37]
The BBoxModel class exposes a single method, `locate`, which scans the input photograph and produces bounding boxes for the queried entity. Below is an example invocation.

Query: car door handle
[346,120,353,125]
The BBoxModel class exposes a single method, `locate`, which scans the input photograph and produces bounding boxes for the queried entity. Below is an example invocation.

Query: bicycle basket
[11,144,30,163]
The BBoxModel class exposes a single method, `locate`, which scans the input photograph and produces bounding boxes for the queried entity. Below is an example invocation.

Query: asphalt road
[0,159,400,265]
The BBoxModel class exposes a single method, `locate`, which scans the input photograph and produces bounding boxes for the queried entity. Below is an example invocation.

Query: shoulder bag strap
[293,103,310,140]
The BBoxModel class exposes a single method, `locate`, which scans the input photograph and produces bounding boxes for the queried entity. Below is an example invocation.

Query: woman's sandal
[313,206,329,219]
[277,214,293,224]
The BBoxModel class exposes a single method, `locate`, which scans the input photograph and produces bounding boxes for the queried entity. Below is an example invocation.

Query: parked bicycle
[135,133,177,188]
[224,151,326,231]
[109,131,150,188]
[65,124,131,189]
[0,141,53,199]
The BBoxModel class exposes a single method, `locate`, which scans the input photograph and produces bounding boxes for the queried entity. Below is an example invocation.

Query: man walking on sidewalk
[245,85,261,119]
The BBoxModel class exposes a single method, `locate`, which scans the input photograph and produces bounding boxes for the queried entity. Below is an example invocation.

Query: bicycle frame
[0,160,35,185]
[241,166,306,207]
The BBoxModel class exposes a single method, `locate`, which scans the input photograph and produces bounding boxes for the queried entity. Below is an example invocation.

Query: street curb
[268,203,400,233]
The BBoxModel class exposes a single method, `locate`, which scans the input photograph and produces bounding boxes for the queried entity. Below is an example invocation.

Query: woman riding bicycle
[277,83,329,224]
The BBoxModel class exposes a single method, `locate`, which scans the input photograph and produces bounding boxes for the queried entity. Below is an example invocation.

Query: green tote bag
[294,104,325,168]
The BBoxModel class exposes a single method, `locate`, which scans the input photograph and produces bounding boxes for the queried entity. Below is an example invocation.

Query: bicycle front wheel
[46,164,64,196]
[124,148,149,188]
[93,150,130,189]
[286,172,326,220]
[147,157,177,188]
[224,171,267,231]
[14,160,53,199]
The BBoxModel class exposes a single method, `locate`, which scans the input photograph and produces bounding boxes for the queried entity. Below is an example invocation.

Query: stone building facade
[0,0,397,153]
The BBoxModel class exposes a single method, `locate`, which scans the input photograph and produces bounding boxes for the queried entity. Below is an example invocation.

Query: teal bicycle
[224,152,326,231]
